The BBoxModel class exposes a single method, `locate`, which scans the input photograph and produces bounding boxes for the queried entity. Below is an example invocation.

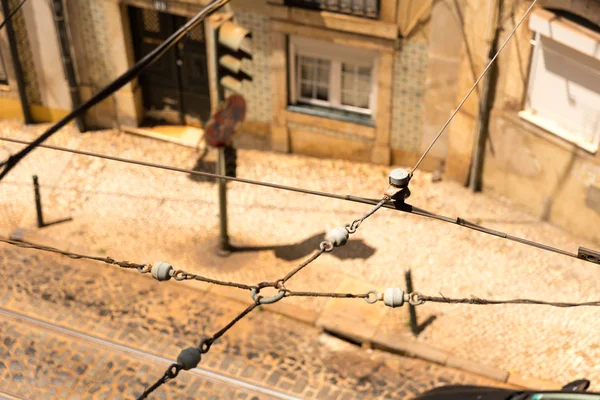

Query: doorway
[128,6,211,126]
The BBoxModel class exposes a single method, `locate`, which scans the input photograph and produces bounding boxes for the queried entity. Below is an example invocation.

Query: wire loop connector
[250,287,286,305]
[327,227,349,247]
[137,263,152,274]
[364,290,379,304]
[172,270,188,281]
[199,338,214,354]
[408,291,425,306]
[151,262,173,281]
[319,241,334,252]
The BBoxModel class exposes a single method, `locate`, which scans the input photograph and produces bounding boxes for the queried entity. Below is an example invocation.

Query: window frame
[289,36,378,117]
[283,0,380,20]
[521,10,600,153]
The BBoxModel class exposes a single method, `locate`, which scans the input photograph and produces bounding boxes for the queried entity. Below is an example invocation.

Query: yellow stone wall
[448,0,600,244]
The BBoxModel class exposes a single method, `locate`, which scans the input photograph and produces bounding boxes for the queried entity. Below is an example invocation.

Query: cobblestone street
[0,243,506,399]
[1,121,600,390]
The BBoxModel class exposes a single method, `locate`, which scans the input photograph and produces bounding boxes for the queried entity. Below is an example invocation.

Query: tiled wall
[233,11,272,125]
[390,38,428,152]
[75,0,113,90]
[287,122,373,141]
[10,0,41,105]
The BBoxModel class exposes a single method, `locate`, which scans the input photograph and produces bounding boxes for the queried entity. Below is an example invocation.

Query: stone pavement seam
[2,227,563,391]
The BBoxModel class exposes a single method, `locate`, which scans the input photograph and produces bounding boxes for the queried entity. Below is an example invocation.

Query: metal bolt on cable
[389,168,411,187]
[386,168,412,200]
[177,347,201,370]
[151,262,173,281]
[327,227,349,247]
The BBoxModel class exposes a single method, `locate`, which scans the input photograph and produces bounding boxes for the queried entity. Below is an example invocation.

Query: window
[284,0,380,19]
[0,50,8,85]
[289,36,377,116]
[520,9,600,152]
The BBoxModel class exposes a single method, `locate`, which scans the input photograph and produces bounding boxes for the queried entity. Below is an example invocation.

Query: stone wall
[9,0,40,106]
[480,0,600,244]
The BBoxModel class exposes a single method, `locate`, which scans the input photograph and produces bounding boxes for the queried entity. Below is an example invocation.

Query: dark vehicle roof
[414,385,517,400]
[415,385,600,400]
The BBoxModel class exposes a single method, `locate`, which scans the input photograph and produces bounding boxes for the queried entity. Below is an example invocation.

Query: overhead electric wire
[0,237,257,290]
[410,0,538,173]
[417,293,600,308]
[1,136,597,266]
[0,0,28,31]
[0,136,373,205]
[0,0,230,181]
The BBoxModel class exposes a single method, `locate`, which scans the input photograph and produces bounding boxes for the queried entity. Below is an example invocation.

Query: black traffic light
[216,19,252,95]
[223,145,237,178]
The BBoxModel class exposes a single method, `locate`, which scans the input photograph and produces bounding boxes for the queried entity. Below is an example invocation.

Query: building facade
[445,0,600,244]
[1,0,599,244]
[0,0,445,166]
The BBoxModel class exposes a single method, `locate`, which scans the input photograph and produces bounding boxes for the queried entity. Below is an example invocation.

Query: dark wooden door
[173,16,212,123]
[129,7,211,125]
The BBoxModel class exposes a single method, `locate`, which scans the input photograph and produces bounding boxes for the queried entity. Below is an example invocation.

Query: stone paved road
[0,243,509,399]
[0,310,282,400]
[3,121,597,388]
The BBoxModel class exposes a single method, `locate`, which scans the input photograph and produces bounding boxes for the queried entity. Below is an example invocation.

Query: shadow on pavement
[232,232,377,261]
[413,315,437,336]
[188,147,216,183]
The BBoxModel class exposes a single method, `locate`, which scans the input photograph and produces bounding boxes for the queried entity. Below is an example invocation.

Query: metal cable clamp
[250,287,286,305]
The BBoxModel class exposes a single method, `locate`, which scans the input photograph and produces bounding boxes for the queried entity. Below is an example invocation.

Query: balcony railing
[284,0,380,19]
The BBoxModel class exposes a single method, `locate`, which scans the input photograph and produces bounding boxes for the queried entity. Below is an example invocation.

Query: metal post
[33,175,44,228]
[405,268,418,335]
[217,147,230,255]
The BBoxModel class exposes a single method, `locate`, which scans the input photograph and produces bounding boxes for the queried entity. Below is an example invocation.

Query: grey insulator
[177,347,201,370]
[389,168,410,187]
[151,262,173,281]
[384,288,405,308]
[326,227,349,247]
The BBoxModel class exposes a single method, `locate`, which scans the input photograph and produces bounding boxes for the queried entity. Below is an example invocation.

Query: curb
[2,227,563,391]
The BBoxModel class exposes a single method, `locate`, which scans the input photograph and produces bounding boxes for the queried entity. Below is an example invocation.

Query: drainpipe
[1,0,32,123]
[469,0,502,192]
[50,0,86,132]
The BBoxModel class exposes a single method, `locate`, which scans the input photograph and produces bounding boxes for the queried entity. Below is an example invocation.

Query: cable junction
[1,0,595,397]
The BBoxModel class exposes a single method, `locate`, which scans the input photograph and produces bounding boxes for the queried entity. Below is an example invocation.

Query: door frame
[119,0,217,126]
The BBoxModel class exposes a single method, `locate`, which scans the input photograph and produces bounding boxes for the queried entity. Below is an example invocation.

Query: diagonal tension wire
[411,0,538,173]
[0,0,28,31]
[1,136,597,266]
[0,0,230,181]
[137,305,257,400]
[137,364,181,400]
